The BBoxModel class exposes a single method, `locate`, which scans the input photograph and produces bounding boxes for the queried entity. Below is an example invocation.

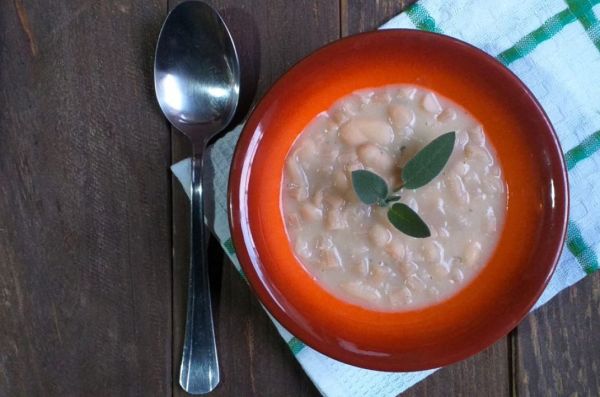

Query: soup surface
[281,85,507,311]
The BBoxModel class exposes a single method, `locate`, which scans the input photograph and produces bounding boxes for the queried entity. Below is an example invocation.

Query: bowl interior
[229,30,568,371]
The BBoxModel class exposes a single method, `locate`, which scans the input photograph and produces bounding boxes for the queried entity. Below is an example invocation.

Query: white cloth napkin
[172,0,600,394]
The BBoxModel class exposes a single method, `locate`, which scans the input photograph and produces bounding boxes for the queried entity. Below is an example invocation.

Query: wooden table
[2,0,599,395]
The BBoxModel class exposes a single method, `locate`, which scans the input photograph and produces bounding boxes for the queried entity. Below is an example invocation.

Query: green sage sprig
[351,131,456,238]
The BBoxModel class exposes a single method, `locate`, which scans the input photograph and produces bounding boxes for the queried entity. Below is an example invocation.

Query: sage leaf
[402,131,455,189]
[387,203,431,238]
[352,170,388,205]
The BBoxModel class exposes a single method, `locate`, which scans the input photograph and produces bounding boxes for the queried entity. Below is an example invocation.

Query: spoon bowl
[154,1,240,394]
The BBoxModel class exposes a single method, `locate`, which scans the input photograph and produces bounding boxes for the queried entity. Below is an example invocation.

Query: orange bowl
[228,30,568,371]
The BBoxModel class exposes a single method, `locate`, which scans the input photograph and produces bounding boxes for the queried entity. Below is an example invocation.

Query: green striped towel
[172,0,600,394]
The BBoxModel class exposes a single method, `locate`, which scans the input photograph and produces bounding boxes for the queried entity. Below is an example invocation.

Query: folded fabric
[172,0,600,395]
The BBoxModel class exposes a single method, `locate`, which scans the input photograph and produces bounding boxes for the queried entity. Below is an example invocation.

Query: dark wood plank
[342,2,510,396]
[515,274,600,396]
[169,1,338,396]
[0,0,172,396]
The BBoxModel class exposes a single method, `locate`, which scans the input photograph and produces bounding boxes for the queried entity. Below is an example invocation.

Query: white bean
[325,209,347,230]
[468,125,486,146]
[353,257,370,277]
[339,121,367,146]
[399,86,417,100]
[465,144,493,166]
[333,170,349,191]
[360,119,395,145]
[437,107,457,123]
[370,263,395,288]
[300,202,322,222]
[287,185,309,201]
[320,246,342,270]
[421,93,443,114]
[385,239,406,261]
[446,173,470,206]
[296,139,317,166]
[450,267,464,283]
[285,157,307,186]
[340,281,381,302]
[369,224,392,247]
[406,274,426,293]
[399,261,418,278]
[323,192,345,209]
[432,262,450,278]
[311,189,324,207]
[357,143,394,172]
[422,240,442,263]
[485,207,497,233]
[464,240,482,267]
[389,287,413,306]
[388,104,415,128]
[294,239,312,259]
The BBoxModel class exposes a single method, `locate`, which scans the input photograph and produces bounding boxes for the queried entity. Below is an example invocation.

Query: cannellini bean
[286,213,302,229]
[353,257,370,277]
[389,287,413,306]
[323,192,345,209]
[437,107,457,123]
[485,207,497,233]
[320,246,342,269]
[371,90,391,104]
[385,239,406,261]
[333,170,349,191]
[346,160,364,173]
[428,286,440,298]
[422,240,443,263]
[296,139,317,166]
[357,143,394,172]
[452,161,470,176]
[468,125,486,146]
[456,129,470,146]
[388,104,415,128]
[361,119,395,145]
[316,235,334,250]
[339,118,394,146]
[406,275,426,293]
[369,224,392,247]
[450,268,464,283]
[399,261,418,278]
[340,281,381,303]
[464,240,482,267]
[399,86,417,100]
[286,157,307,186]
[432,262,450,278]
[446,173,470,206]
[421,93,443,114]
[370,263,395,287]
[325,209,347,230]
[287,185,309,201]
[311,189,324,207]
[294,239,312,259]
[300,202,322,222]
[465,144,493,166]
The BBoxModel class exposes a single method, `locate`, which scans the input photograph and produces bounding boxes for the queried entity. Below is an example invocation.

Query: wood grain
[0,0,172,395]
[515,275,600,396]
[169,1,338,396]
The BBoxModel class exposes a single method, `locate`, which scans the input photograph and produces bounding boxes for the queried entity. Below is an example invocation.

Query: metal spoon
[154,1,240,394]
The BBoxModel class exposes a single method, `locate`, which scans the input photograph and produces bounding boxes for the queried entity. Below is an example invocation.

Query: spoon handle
[180,145,219,394]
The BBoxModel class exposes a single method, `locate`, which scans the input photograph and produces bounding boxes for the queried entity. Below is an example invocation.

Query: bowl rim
[228,29,569,371]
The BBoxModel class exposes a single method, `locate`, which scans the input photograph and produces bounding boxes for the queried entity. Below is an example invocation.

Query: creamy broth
[281,85,506,311]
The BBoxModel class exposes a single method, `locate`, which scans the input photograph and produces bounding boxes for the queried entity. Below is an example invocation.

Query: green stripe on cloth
[565,0,600,51]
[497,9,576,65]
[287,337,306,355]
[565,130,600,170]
[223,237,236,255]
[567,221,599,273]
[405,3,442,33]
